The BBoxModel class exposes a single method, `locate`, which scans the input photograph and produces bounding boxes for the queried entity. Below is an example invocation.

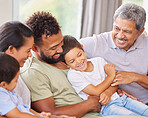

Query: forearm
[32,97,100,118]
[135,73,148,89]
[50,100,95,118]
[0,116,7,118]
[5,108,41,118]
[15,113,41,118]
[29,108,40,116]
[103,86,118,97]
[93,75,115,96]
[82,75,115,96]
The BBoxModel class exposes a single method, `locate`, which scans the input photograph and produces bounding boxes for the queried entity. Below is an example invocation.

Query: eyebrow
[67,51,82,63]
[49,40,63,50]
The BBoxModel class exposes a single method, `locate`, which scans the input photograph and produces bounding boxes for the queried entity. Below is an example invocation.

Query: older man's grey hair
[113,3,146,33]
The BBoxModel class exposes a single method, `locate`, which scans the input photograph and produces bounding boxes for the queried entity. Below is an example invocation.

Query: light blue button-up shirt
[80,31,148,104]
[0,87,33,116]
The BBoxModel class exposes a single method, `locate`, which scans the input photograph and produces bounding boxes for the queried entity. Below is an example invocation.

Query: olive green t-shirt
[20,57,100,118]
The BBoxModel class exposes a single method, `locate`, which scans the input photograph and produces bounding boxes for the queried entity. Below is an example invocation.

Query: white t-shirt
[67,57,119,101]
[80,31,148,104]
[14,75,31,106]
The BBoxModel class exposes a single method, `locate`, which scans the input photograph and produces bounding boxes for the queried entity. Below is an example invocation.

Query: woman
[0,21,34,105]
[0,21,75,118]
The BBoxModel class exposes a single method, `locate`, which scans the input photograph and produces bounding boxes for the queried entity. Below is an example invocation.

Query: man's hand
[87,96,101,112]
[117,89,138,100]
[112,71,136,86]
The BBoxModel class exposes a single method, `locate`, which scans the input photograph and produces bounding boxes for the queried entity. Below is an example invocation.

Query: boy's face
[65,47,88,71]
[4,71,20,91]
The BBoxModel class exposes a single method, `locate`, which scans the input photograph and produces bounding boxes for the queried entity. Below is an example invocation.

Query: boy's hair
[26,11,61,47]
[61,35,83,64]
[0,52,20,84]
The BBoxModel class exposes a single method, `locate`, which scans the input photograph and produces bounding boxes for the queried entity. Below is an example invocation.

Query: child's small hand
[104,64,115,78]
[99,92,111,105]
[50,115,76,118]
[40,112,51,118]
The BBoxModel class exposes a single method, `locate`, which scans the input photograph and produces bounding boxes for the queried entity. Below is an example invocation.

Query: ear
[42,34,48,41]
[66,64,70,68]
[32,44,39,52]
[137,28,145,37]
[0,81,7,88]
[5,45,16,55]
[81,44,85,52]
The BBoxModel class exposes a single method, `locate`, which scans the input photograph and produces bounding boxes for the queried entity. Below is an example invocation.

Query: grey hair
[113,3,146,32]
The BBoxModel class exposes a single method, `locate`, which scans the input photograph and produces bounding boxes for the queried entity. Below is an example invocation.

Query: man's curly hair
[26,11,61,46]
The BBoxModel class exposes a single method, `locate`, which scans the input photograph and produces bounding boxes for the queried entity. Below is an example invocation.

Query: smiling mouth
[77,61,84,68]
[118,38,128,42]
[115,36,128,42]
[53,53,61,59]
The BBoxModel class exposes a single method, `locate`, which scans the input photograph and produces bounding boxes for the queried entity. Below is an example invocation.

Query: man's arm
[31,96,101,118]
[112,71,148,89]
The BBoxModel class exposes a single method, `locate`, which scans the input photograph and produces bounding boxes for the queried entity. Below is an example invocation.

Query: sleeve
[99,57,108,66]
[79,36,96,59]
[0,90,16,115]
[21,69,53,102]
[67,70,91,94]
[95,57,108,81]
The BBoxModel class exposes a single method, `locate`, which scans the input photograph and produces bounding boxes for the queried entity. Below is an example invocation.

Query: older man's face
[112,17,143,51]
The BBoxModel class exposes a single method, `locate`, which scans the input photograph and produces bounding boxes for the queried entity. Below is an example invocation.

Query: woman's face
[15,36,34,67]
[6,36,34,67]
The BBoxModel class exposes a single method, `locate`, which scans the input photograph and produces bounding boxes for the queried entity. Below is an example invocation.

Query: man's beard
[40,51,61,64]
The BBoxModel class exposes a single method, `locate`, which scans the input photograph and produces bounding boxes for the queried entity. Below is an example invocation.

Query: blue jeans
[100,94,148,116]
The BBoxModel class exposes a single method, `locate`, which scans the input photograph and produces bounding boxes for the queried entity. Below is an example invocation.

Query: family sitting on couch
[0,3,148,118]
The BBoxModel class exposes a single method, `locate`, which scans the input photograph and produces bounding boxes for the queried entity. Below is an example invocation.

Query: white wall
[143,0,148,33]
[0,0,13,25]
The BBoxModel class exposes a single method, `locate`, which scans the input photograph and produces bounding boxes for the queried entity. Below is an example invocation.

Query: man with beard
[20,11,146,118]
[80,3,148,105]
[20,11,102,118]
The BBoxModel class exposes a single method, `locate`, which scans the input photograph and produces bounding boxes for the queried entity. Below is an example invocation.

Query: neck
[84,61,94,72]
[51,61,69,70]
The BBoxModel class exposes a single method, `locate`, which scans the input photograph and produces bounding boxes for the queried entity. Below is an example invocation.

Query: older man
[80,3,148,105]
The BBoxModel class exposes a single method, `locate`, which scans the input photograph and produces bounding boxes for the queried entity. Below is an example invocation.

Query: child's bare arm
[5,107,47,118]
[0,116,6,118]
[99,86,118,105]
[82,64,116,96]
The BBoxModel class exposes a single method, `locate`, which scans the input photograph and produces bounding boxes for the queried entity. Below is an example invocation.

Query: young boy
[61,35,148,116]
[0,52,50,118]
